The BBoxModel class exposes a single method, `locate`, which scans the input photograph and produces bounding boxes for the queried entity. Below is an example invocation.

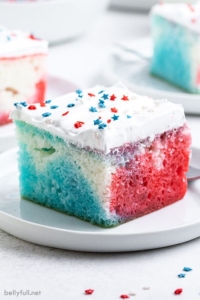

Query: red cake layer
[110,124,191,220]
[0,78,46,125]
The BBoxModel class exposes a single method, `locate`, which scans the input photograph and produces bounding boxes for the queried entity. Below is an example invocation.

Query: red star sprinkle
[107,119,111,123]
[88,93,95,97]
[74,121,85,129]
[110,94,117,101]
[120,295,129,299]
[62,111,69,116]
[28,105,36,110]
[85,289,94,295]
[111,107,118,113]
[174,289,183,295]
[121,95,129,101]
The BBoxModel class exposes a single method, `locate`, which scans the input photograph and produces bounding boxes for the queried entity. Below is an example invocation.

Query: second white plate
[0,147,200,252]
[99,38,200,114]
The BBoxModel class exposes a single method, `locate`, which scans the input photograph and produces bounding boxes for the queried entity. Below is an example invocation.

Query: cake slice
[150,3,200,94]
[11,84,191,228]
[0,25,48,125]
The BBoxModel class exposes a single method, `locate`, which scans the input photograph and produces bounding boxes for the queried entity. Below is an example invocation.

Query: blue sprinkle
[127,115,132,118]
[178,274,186,278]
[7,36,11,41]
[183,267,192,272]
[45,100,52,104]
[111,114,119,121]
[50,105,58,109]
[89,106,97,112]
[98,123,107,129]
[94,119,102,125]
[78,94,83,98]
[20,102,27,107]
[42,112,51,117]
[76,89,82,95]
[98,99,106,108]
[98,90,104,94]
[14,102,19,106]
[67,103,75,108]
[101,93,109,100]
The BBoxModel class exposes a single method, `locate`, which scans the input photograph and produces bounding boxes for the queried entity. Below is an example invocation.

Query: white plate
[0,147,200,252]
[99,38,200,115]
[0,75,78,154]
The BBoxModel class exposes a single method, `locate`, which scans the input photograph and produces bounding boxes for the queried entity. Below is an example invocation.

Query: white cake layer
[151,3,200,34]
[11,84,186,154]
[0,55,46,113]
[0,26,48,58]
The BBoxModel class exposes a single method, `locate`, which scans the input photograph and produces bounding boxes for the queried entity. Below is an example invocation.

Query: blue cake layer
[15,120,120,228]
[150,15,200,94]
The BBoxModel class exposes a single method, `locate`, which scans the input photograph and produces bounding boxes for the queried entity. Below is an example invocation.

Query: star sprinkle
[110,94,117,101]
[94,118,102,125]
[45,100,51,104]
[62,111,69,116]
[28,105,36,110]
[98,123,107,129]
[111,107,118,113]
[89,106,98,112]
[98,100,106,108]
[183,267,192,272]
[121,95,129,101]
[85,289,94,295]
[50,105,58,109]
[178,274,186,278]
[111,114,119,121]
[42,112,51,117]
[67,103,75,108]
[88,93,95,97]
[174,288,183,295]
[101,93,109,100]
[76,89,82,95]
[74,121,84,129]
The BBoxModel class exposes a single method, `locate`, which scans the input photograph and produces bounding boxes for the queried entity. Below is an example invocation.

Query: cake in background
[0,26,48,125]
[150,2,200,94]
[11,84,191,228]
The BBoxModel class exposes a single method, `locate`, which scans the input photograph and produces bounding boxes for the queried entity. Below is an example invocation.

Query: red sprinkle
[62,111,69,116]
[120,295,129,299]
[88,93,95,97]
[74,121,85,129]
[111,107,118,113]
[29,34,37,40]
[110,94,117,101]
[99,116,102,119]
[191,18,196,23]
[121,95,129,101]
[28,105,36,110]
[40,103,46,107]
[187,4,195,12]
[107,119,111,123]
[174,289,183,295]
[85,289,94,295]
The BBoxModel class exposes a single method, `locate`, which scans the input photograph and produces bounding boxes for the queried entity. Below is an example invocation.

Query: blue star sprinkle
[20,102,27,107]
[127,115,132,118]
[94,119,102,125]
[101,93,109,100]
[98,100,106,108]
[98,90,104,94]
[76,89,82,95]
[45,100,52,104]
[98,123,107,129]
[183,267,192,272]
[50,105,58,109]
[111,114,119,121]
[178,274,186,278]
[42,112,51,117]
[67,103,75,108]
[89,106,98,112]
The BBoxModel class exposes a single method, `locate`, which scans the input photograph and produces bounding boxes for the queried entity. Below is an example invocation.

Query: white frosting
[11,84,186,154]
[0,26,48,58]
[151,3,200,34]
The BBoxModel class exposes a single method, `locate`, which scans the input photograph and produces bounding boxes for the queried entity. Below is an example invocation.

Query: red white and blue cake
[0,25,48,125]
[11,84,191,227]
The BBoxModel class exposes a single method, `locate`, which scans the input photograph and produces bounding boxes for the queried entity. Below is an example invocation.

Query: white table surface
[1,8,200,300]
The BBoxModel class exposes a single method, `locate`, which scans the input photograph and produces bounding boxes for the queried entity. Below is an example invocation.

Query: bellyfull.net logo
[4,290,41,297]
